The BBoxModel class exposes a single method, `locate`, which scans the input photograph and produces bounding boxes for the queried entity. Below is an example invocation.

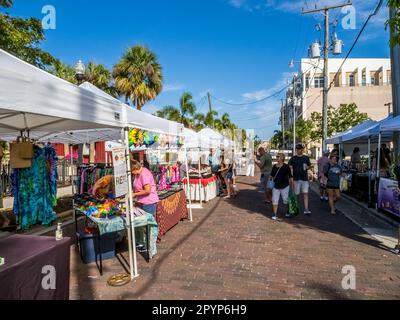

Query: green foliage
[387,0,400,47]
[85,62,116,96]
[0,12,56,69]
[254,135,262,150]
[157,93,243,143]
[48,60,77,84]
[270,130,291,149]
[330,103,369,134]
[310,103,369,141]
[113,45,163,110]
[156,92,197,128]
[0,0,13,8]
[295,118,314,144]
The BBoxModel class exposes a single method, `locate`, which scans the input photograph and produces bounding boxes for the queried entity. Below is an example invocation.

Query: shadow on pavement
[118,198,223,300]
[228,176,392,253]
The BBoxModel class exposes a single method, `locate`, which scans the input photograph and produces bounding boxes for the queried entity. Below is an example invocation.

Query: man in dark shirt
[289,144,311,215]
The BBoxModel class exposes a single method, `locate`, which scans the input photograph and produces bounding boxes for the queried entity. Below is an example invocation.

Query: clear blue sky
[7,0,390,139]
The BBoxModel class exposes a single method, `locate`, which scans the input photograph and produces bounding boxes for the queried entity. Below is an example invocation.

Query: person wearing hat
[318,150,330,202]
[289,143,312,215]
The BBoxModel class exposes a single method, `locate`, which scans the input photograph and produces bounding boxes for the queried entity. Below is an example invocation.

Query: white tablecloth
[183,180,218,202]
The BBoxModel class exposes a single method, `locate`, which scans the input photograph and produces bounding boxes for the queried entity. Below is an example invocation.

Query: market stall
[329,114,400,216]
[0,48,144,281]
[128,126,190,241]
[375,116,400,217]
[182,128,220,205]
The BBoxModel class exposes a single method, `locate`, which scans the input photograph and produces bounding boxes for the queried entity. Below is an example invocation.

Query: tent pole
[376,133,382,210]
[199,151,203,207]
[368,137,372,207]
[377,133,382,179]
[123,128,138,279]
[183,144,193,221]
[70,144,74,194]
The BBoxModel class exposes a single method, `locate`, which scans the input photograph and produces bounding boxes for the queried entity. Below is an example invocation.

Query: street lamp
[75,60,85,85]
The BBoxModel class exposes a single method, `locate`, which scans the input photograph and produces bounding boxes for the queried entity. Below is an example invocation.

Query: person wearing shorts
[224,158,236,199]
[289,144,311,215]
[255,147,273,204]
[323,155,343,215]
[269,153,293,221]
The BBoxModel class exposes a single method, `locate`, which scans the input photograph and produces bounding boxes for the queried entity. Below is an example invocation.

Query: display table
[346,172,376,203]
[182,176,218,202]
[156,189,188,241]
[0,235,71,300]
[377,177,400,217]
[73,208,158,275]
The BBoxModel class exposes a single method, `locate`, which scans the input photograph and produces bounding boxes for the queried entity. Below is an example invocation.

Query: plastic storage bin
[76,231,116,264]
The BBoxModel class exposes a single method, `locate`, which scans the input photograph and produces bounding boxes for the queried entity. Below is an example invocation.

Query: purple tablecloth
[0,235,71,300]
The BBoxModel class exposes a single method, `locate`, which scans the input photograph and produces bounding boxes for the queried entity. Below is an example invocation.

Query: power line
[211,63,319,106]
[327,0,384,91]
[211,86,289,106]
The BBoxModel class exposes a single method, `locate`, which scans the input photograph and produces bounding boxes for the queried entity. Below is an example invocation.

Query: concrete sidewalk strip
[309,183,399,250]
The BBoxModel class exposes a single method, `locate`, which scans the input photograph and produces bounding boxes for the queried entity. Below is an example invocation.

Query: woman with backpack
[269,152,293,221]
[322,155,344,215]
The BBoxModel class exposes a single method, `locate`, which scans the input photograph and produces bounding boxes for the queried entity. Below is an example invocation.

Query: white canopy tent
[0,50,127,138]
[0,49,192,281]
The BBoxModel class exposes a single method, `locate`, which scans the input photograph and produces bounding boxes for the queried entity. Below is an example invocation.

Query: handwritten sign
[112,147,128,197]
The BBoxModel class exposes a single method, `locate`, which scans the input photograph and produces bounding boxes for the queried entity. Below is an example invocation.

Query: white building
[281,58,392,157]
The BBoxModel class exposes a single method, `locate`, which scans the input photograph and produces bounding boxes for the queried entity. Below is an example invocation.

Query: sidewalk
[64,174,400,300]
[309,183,399,251]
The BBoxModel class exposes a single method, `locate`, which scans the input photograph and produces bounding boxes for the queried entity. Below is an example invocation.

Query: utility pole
[390,7,400,165]
[292,76,297,155]
[207,92,214,129]
[302,1,352,150]
[281,99,286,149]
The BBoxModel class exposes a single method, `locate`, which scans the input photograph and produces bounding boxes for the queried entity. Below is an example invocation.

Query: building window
[371,76,375,86]
[349,74,355,87]
[314,76,324,88]
[305,76,310,88]
[362,74,366,86]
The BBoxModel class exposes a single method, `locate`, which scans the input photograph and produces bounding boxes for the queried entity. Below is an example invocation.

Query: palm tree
[192,113,206,131]
[113,45,163,110]
[157,92,197,128]
[0,0,13,8]
[85,62,116,97]
[204,110,218,128]
[50,60,77,84]
[156,106,181,123]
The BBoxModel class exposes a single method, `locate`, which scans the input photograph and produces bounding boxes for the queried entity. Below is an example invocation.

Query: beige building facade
[281,58,392,157]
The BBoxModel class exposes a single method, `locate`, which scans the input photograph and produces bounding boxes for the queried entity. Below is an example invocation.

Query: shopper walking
[323,155,343,215]
[224,158,236,199]
[289,144,311,215]
[318,150,330,202]
[255,147,273,204]
[269,153,293,221]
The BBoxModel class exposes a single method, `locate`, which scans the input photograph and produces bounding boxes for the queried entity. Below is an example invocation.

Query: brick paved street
[69,174,400,300]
